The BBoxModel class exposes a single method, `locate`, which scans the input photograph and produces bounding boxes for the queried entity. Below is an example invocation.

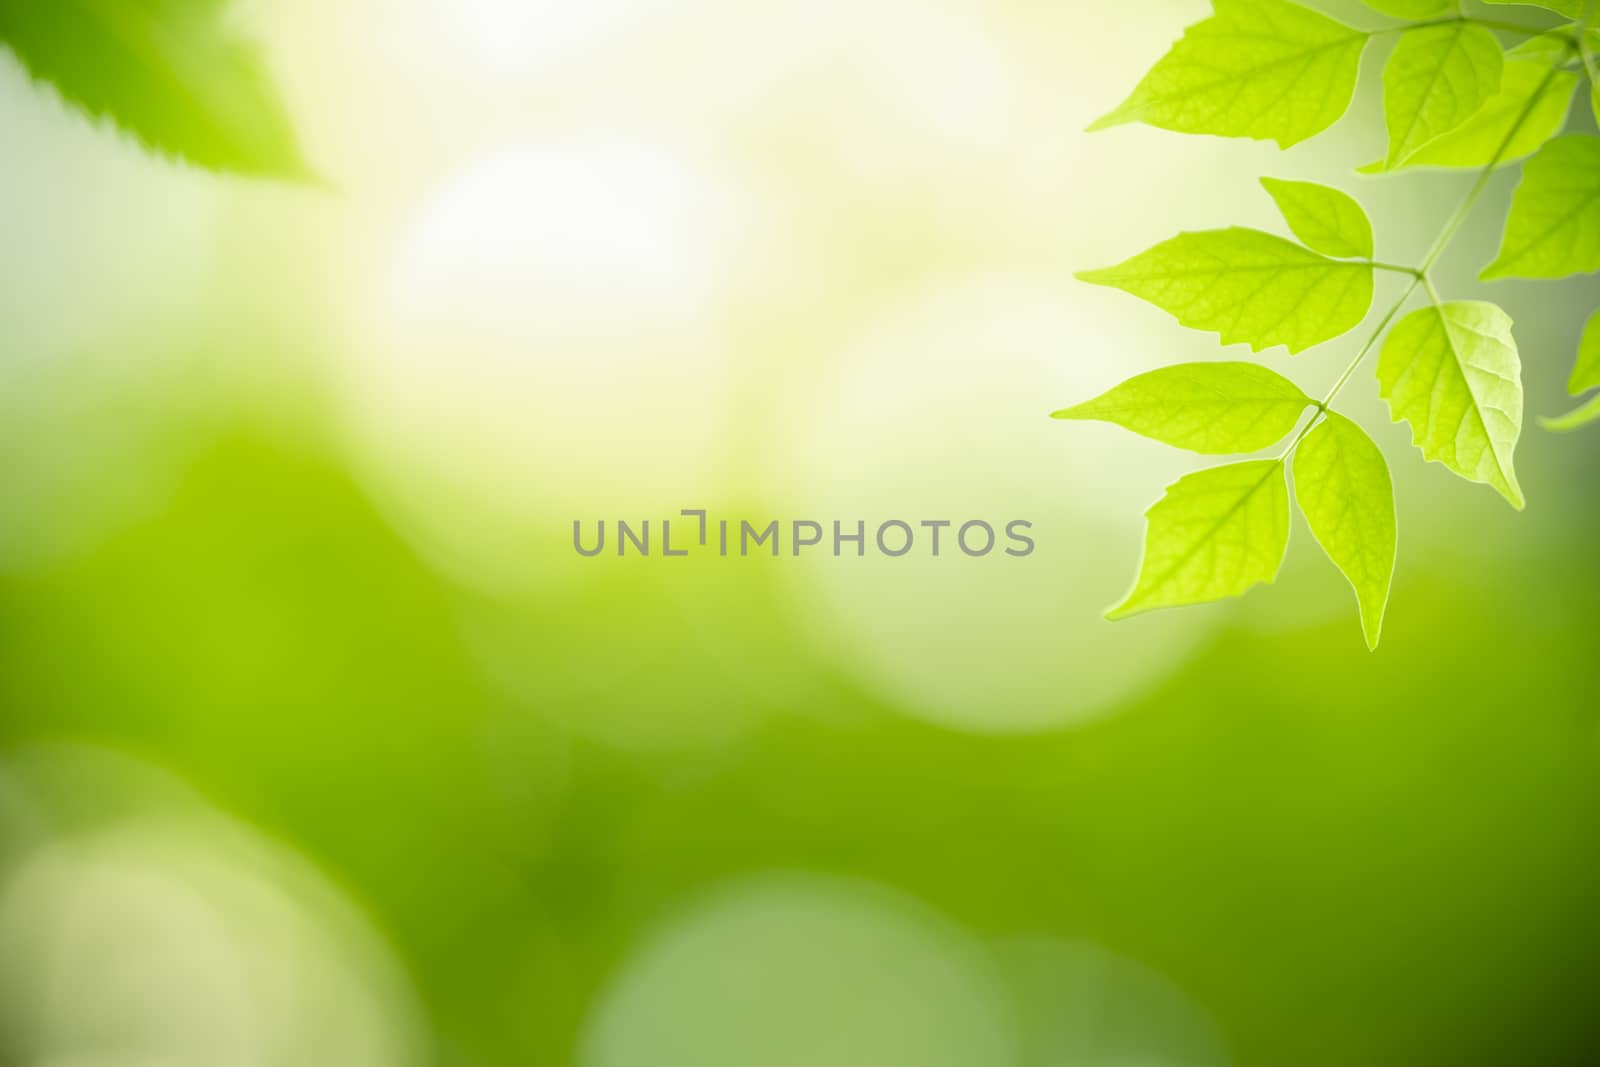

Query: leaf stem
[1277,42,1576,461]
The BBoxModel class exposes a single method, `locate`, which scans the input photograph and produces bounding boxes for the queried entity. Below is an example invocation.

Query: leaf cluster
[1064,0,1600,648]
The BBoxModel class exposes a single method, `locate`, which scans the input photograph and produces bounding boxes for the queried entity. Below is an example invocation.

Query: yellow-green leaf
[1483,136,1600,280]
[1378,302,1525,509]
[1361,57,1577,173]
[1053,362,1312,454]
[1078,228,1375,354]
[1088,0,1368,149]
[1481,0,1583,16]
[1360,0,1455,15]
[1505,30,1587,67]
[1293,413,1397,651]
[1569,308,1600,395]
[1541,395,1600,432]
[0,0,306,177]
[1261,177,1374,259]
[1383,22,1504,169]
[1108,460,1290,620]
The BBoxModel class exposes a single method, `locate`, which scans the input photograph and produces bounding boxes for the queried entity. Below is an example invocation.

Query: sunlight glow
[347,133,756,591]
[410,0,673,87]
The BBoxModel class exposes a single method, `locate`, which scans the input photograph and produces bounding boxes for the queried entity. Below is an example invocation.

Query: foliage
[1064,0,1600,648]
[0,0,305,177]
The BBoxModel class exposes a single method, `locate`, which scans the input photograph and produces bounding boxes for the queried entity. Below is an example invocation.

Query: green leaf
[1378,302,1525,509]
[1569,308,1600,395]
[1360,56,1577,173]
[1481,0,1583,16]
[1052,362,1312,454]
[1382,22,1504,169]
[1261,178,1374,259]
[1360,0,1456,15]
[1506,31,1586,66]
[1078,228,1375,354]
[0,0,306,177]
[1107,460,1290,620]
[1482,136,1600,280]
[1541,395,1600,432]
[1293,413,1397,651]
[1088,0,1368,149]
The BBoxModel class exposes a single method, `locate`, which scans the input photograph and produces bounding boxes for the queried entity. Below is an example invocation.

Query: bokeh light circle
[765,274,1217,734]
[994,936,1233,1067]
[0,746,430,1067]
[579,873,1016,1067]
[339,132,767,595]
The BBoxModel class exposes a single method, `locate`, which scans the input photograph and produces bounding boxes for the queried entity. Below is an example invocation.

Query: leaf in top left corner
[0,0,307,178]
[1088,0,1369,149]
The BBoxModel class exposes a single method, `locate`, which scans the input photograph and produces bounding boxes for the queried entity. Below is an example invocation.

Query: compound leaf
[1483,136,1600,280]
[1293,412,1397,651]
[1569,309,1600,395]
[1078,228,1375,354]
[1089,0,1368,149]
[0,0,306,177]
[1108,460,1290,620]
[1362,54,1577,172]
[1053,362,1312,454]
[1378,302,1525,509]
[1382,22,1504,169]
[1261,177,1374,259]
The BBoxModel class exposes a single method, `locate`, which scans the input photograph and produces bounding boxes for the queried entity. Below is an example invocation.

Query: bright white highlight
[349,133,754,592]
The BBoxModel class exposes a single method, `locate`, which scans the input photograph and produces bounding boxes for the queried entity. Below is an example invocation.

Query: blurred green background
[2,1,1599,1065]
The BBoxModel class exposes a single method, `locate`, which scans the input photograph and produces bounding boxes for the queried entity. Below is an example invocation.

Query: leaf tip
[1362,621,1382,653]
[1085,107,1132,134]
[1103,586,1147,622]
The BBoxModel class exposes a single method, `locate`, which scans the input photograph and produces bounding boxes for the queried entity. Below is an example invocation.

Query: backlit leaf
[1360,0,1455,15]
[1541,395,1600,432]
[1261,177,1374,259]
[1568,308,1600,396]
[1378,302,1525,509]
[1482,136,1600,280]
[1361,55,1577,172]
[1293,413,1397,651]
[1107,460,1290,620]
[1078,228,1375,354]
[1481,0,1583,16]
[1382,22,1504,168]
[0,0,306,177]
[1089,0,1368,149]
[1052,362,1312,454]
